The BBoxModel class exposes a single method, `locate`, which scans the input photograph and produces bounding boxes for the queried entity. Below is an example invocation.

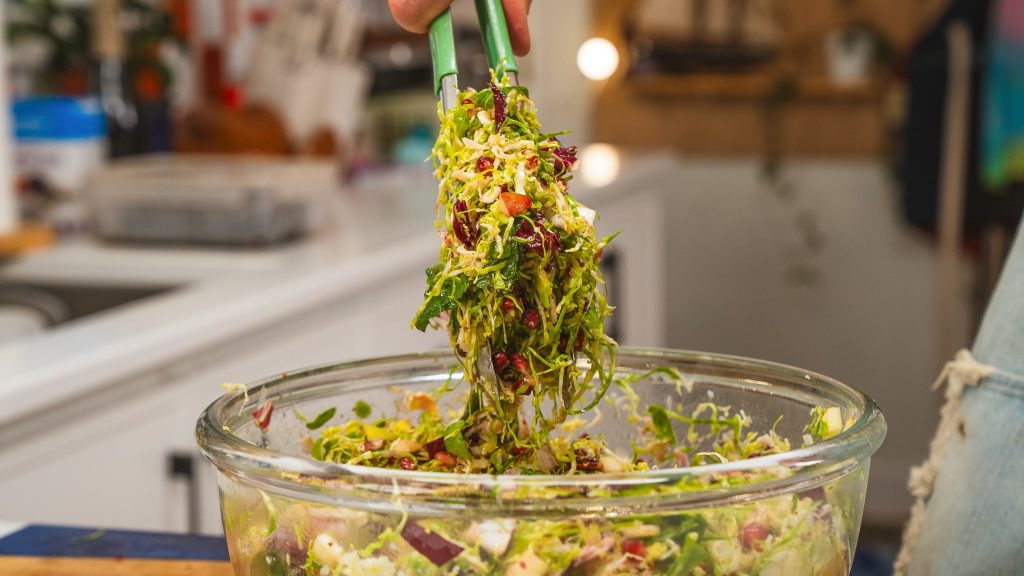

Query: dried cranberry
[511,446,530,456]
[514,219,560,254]
[476,156,494,172]
[522,308,540,329]
[500,297,516,312]
[509,352,529,374]
[451,199,477,248]
[487,83,506,129]
[574,330,585,352]
[513,220,541,252]
[622,540,647,558]
[526,155,539,170]
[423,437,446,458]
[553,145,578,173]
[252,401,273,431]
[558,334,569,353]
[740,522,769,551]
[399,457,416,471]
[492,352,510,371]
[401,522,464,566]
[574,449,601,472]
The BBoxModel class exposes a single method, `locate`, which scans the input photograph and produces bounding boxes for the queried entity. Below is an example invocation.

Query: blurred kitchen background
[0,0,1019,569]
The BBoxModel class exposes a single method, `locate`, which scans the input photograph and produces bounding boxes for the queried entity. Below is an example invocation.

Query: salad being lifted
[226,75,863,576]
[410,74,617,468]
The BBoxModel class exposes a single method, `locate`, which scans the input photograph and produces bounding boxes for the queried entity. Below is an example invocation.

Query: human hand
[387,0,533,56]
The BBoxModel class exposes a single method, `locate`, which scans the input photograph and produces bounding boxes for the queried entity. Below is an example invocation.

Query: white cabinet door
[0,267,445,533]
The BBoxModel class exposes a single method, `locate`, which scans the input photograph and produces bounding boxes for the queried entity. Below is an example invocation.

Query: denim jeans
[897,222,1024,575]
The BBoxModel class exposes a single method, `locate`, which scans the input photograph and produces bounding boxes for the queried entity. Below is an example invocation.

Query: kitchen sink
[0,282,177,340]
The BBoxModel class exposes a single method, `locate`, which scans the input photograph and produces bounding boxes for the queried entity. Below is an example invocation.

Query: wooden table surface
[0,556,233,575]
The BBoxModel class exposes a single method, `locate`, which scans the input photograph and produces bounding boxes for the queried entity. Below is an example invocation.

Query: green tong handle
[475,0,518,76]
[429,8,458,96]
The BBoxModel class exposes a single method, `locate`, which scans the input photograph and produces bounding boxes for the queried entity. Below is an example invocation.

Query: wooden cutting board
[0,556,234,575]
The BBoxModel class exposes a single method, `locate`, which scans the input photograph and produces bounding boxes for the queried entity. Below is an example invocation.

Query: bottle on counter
[92,0,140,158]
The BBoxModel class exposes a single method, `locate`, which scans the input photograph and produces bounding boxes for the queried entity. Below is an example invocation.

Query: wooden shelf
[626,72,880,102]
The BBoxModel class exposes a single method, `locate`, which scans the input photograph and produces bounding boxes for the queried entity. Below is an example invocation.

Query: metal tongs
[429,0,519,413]
[429,0,519,112]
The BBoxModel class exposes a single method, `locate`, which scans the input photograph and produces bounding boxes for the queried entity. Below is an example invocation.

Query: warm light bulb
[580,144,621,187]
[576,38,619,81]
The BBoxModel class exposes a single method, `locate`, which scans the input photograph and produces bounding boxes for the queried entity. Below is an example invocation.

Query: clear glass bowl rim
[196,347,886,514]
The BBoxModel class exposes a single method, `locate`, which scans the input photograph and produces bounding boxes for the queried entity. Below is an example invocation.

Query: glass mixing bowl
[197,348,885,576]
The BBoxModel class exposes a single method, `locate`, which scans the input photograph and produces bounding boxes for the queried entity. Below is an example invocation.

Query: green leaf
[648,405,676,444]
[453,106,470,135]
[311,438,325,460]
[353,401,372,419]
[414,275,470,331]
[499,244,522,285]
[474,88,494,109]
[424,264,443,292]
[444,433,473,460]
[415,295,454,331]
[305,407,336,430]
[598,230,622,249]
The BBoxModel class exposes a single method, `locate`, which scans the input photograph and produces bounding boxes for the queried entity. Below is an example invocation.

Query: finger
[501,0,532,56]
[388,0,455,34]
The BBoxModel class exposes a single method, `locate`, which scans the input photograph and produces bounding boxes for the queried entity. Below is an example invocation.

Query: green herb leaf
[649,405,676,444]
[414,276,470,331]
[305,407,336,430]
[353,401,372,419]
[474,88,494,109]
[499,243,522,286]
[444,432,473,460]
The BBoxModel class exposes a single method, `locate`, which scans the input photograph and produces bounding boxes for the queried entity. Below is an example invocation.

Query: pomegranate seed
[522,308,540,329]
[363,439,385,452]
[434,452,457,467]
[399,457,416,471]
[252,401,273,431]
[515,378,533,395]
[510,352,529,374]
[487,83,506,129]
[622,540,647,558]
[558,334,569,353]
[740,522,769,551]
[500,297,516,312]
[574,330,585,352]
[511,446,529,455]
[476,156,494,172]
[526,155,539,170]
[461,98,472,105]
[492,352,510,371]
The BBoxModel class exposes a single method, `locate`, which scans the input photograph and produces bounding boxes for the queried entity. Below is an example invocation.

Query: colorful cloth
[982,0,1024,188]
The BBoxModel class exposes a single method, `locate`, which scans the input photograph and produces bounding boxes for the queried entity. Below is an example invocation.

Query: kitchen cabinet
[0,155,674,533]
